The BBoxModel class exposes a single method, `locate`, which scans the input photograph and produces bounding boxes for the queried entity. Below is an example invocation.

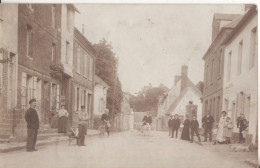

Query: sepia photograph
[0,1,258,168]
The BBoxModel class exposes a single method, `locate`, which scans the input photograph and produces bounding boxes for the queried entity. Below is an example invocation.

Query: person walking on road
[25,98,39,152]
[181,115,191,141]
[101,109,111,137]
[171,114,181,138]
[168,115,174,137]
[77,106,89,146]
[202,111,214,142]
[190,115,201,143]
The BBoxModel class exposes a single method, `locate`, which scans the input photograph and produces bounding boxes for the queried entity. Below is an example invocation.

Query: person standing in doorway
[168,115,174,137]
[172,114,181,138]
[237,113,248,143]
[202,111,214,142]
[190,115,201,143]
[77,106,89,146]
[101,109,111,137]
[25,98,39,152]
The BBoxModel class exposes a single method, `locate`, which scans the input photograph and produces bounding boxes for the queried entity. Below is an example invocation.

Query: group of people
[25,98,111,152]
[168,114,201,143]
[168,110,249,145]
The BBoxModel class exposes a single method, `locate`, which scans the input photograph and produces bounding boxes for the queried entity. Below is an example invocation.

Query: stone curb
[0,133,99,153]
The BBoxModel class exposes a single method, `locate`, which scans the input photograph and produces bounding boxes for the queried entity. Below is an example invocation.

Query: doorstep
[0,129,99,153]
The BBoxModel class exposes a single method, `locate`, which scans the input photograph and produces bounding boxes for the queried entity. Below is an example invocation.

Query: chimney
[82,24,85,35]
[174,76,181,85]
[181,65,188,91]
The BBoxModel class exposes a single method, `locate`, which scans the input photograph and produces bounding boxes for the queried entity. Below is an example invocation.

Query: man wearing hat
[25,98,39,152]
[168,115,174,137]
[171,114,181,138]
[101,109,111,136]
[237,113,248,143]
[77,106,89,146]
[202,111,214,142]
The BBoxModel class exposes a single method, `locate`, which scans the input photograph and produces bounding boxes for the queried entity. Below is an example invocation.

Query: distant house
[93,75,109,128]
[156,65,203,130]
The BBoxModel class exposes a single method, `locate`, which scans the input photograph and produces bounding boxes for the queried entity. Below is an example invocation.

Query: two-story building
[222,5,257,144]
[72,28,96,128]
[202,13,241,123]
[0,4,18,140]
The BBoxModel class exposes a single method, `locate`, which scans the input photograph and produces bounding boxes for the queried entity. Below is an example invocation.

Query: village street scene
[0,3,258,168]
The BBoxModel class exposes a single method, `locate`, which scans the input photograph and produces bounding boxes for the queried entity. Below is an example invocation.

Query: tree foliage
[129,83,169,116]
[93,39,123,118]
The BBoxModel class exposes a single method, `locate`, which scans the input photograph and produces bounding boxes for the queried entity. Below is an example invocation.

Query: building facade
[222,6,258,144]
[72,28,95,128]
[0,4,18,140]
[202,13,242,123]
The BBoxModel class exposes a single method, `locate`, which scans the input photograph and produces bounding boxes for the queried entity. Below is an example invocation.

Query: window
[21,72,27,109]
[51,43,56,62]
[66,41,69,63]
[211,59,214,82]
[84,90,86,106]
[219,50,222,77]
[249,27,257,69]
[224,98,229,111]
[66,9,70,32]
[76,87,79,111]
[227,51,232,81]
[83,54,88,77]
[237,40,243,75]
[89,57,93,81]
[56,85,60,110]
[205,65,209,88]
[26,25,33,58]
[76,45,81,73]
[52,5,56,28]
[51,83,57,110]
[0,50,3,93]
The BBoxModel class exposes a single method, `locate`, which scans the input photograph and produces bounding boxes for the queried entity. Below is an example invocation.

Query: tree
[129,83,169,116]
[93,39,123,118]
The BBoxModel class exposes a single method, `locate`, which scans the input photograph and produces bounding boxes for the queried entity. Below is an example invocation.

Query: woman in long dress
[58,105,69,133]
[216,111,227,143]
[181,115,191,141]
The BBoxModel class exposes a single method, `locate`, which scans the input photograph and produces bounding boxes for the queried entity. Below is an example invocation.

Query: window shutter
[56,84,60,110]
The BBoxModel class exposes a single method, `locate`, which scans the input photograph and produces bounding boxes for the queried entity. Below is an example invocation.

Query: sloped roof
[223,13,246,29]
[95,75,109,88]
[165,86,202,115]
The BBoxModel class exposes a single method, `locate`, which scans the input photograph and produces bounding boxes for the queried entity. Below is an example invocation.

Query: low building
[72,28,96,128]
[93,75,109,128]
[222,6,258,144]
[0,4,18,140]
[156,65,203,130]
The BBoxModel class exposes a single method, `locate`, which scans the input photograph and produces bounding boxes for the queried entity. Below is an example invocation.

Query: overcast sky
[75,4,244,94]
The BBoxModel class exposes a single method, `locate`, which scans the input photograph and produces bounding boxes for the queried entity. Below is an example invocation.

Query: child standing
[225,117,233,144]
[212,124,218,145]
[190,115,201,143]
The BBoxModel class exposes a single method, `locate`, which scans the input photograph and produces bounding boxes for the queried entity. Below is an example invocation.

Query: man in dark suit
[237,113,248,143]
[202,111,214,142]
[101,109,111,136]
[25,98,39,152]
[190,115,201,143]
[168,115,174,137]
[172,114,181,138]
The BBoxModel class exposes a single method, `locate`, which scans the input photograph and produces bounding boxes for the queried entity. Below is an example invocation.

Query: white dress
[216,116,227,142]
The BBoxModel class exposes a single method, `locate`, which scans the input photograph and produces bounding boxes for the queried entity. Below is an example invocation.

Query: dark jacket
[142,115,152,125]
[172,118,181,129]
[202,115,214,129]
[25,108,39,129]
[168,119,174,128]
[237,117,248,131]
[101,114,110,122]
[190,120,199,130]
